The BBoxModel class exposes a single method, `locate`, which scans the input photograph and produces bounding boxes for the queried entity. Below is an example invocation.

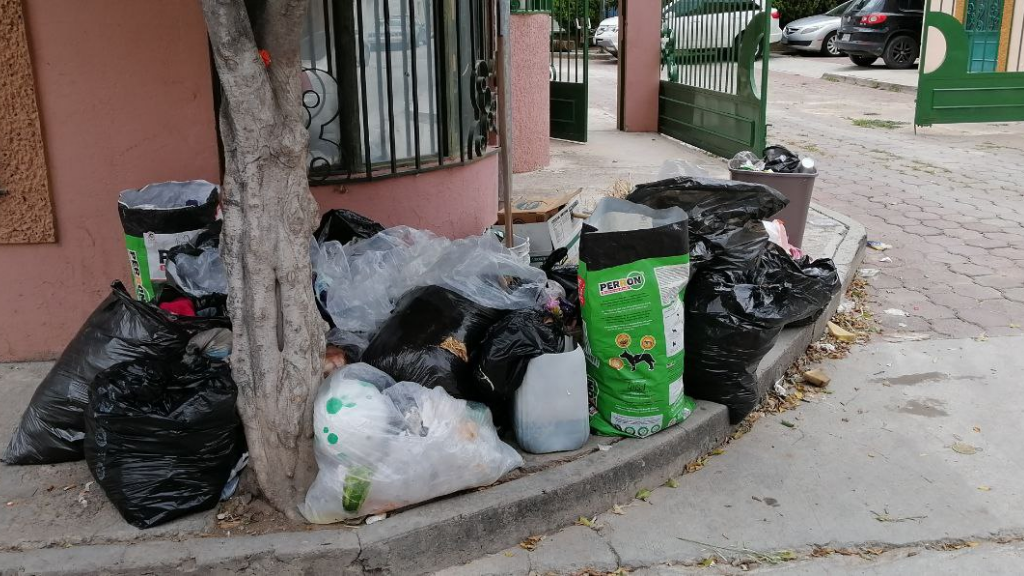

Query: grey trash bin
[729,169,816,248]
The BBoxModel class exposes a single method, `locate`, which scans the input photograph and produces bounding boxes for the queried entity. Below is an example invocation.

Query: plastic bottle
[513,346,590,454]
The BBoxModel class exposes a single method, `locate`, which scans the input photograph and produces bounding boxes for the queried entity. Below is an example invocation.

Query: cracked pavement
[442,66,1024,574]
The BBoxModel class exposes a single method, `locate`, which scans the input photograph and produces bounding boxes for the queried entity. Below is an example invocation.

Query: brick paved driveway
[767,72,1024,338]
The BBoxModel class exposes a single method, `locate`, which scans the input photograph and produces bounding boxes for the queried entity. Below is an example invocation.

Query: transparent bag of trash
[166,246,227,297]
[311,227,546,355]
[300,364,522,524]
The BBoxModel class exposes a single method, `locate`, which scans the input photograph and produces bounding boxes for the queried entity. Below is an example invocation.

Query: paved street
[457,61,1024,574]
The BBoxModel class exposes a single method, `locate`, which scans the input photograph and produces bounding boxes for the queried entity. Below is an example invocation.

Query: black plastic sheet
[314,209,385,245]
[472,309,563,414]
[3,282,228,465]
[85,356,243,529]
[362,286,505,399]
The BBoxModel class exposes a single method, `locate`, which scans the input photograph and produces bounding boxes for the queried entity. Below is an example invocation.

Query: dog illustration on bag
[619,349,655,372]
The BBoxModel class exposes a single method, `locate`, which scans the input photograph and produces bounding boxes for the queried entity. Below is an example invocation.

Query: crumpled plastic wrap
[311,227,546,355]
[299,363,522,523]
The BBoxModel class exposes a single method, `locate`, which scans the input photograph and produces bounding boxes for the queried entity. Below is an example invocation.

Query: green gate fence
[658,0,771,158]
[916,11,1024,126]
[550,0,589,142]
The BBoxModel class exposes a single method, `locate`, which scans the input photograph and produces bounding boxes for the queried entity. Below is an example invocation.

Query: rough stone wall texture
[0,1,220,361]
[0,0,56,244]
[510,13,551,174]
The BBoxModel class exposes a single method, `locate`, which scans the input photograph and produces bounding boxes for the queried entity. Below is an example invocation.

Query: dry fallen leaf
[711,449,726,456]
[612,504,625,515]
[973,426,981,433]
[503,551,515,558]
[978,486,991,492]
[952,442,978,455]
[519,535,543,551]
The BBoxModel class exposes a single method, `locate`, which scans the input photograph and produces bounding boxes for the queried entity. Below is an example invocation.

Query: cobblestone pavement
[766,71,1024,339]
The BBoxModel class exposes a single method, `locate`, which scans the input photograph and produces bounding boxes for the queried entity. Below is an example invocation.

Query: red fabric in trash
[159,298,196,317]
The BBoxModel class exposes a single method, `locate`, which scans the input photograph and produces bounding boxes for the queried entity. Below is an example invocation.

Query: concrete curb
[0,208,866,576]
[821,72,916,94]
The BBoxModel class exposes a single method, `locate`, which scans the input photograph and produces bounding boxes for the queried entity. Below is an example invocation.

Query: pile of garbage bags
[3,172,843,528]
[628,175,840,423]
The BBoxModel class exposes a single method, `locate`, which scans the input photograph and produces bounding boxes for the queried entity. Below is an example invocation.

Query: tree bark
[200,0,326,519]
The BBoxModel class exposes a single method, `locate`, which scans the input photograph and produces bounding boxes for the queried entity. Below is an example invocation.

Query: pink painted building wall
[509,14,551,173]
[0,1,499,362]
[619,0,661,132]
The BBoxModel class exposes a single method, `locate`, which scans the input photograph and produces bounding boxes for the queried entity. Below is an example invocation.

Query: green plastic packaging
[580,198,694,438]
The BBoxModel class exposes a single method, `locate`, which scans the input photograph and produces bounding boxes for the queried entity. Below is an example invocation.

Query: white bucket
[508,234,531,266]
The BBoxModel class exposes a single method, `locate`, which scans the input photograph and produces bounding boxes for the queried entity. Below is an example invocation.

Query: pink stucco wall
[312,155,499,238]
[620,0,661,132]
[0,1,221,362]
[0,1,500,362]
[510,14,551,173]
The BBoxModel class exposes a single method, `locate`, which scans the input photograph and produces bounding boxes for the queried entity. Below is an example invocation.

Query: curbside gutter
[821,72,915,94]
[0,206,866,576]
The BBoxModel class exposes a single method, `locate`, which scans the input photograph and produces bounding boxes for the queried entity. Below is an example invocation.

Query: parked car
[594,16,619,57]
[835,0,924,69]
[782,0,854,56]
[662,0,782,57]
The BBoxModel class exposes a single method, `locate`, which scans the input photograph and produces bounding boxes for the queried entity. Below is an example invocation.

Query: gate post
[618,0,661,132]
[510,12,551,173]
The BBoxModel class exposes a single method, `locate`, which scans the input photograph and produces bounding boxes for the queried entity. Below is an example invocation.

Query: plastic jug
[513,346,589,454]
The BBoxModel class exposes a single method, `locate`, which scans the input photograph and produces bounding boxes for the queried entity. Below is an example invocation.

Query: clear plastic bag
[311,227,546,355]
[300,364,522,523]
[166,246,227,297]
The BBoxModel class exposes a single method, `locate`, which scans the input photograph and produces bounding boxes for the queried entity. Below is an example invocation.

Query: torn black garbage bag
[684,247,840,424]
[362,285,505,399]
[85,356,244,529]
[314,209,385,245]
[2,282,228,465]
[472,309,564,415]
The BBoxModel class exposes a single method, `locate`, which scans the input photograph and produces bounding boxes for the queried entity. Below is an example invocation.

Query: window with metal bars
[300,0,497,184]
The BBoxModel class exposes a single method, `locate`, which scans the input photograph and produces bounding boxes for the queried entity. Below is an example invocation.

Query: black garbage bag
[85,356,244,529]
[684,247,841,424]
[627,176,787,252]
[2,282,228,465]
[472,309,564,415]
[362,286,505,398]
[763,145,802,173]
[314,209,385,245]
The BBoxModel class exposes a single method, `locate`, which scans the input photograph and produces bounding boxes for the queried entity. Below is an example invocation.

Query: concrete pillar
[509,13,551,173]
[619,0,661,132]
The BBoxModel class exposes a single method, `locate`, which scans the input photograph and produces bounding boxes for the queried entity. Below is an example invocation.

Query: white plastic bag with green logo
[580,198,694,438]
[300,363,522,523]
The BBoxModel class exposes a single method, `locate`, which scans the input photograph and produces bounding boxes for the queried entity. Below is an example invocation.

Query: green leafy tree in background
[552,0,618,32]
[774,0,846,25]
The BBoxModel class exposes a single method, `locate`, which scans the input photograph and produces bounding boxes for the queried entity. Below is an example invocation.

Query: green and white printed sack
[579,198,694,438]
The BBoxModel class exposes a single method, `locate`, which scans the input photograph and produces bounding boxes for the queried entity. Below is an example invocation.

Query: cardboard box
[494,190,583,267]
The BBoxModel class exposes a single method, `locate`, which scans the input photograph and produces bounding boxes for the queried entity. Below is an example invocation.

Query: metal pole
[497,0,515,248]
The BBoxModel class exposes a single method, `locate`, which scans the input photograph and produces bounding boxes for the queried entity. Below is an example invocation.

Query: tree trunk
[201,0,326,519]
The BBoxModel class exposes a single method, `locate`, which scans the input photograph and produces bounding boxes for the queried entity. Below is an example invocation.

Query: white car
[663,0,782,54]
[594,17,619,57]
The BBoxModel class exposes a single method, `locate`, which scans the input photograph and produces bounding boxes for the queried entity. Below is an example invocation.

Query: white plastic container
[513,346,590,454]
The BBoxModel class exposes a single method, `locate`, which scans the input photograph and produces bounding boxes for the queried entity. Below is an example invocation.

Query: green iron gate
[916,10,1024,126]
[550,0,589,142]
[658,0,771,158]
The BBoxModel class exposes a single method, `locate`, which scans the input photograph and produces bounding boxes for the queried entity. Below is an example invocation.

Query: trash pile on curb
[3,161,840,528]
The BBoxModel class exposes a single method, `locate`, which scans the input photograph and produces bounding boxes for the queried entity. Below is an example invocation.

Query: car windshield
[847,0,884,13]
[826,0,855,16]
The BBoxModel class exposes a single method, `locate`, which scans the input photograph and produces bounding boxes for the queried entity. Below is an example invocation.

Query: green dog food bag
[579,197,693,438]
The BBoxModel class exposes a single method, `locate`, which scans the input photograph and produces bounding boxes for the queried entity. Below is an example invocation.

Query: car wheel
[822,32,841,57]
[883,35,919,69]
[850,55,878,67]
